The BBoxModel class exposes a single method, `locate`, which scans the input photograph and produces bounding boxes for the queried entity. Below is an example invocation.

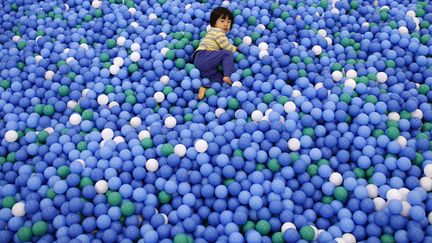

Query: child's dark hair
[210,7,234,29]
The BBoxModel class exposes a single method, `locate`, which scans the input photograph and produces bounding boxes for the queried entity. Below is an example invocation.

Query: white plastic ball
[138,130,151,140]
[101,128,114,140]
[386,189,402,201]
[117,36,126,46]
[346,70,357,79]
[130,117,142,128]
[310,226,320,240]
[341,233,356,243]
[195,139,208,153]
[161,47,169,56]
[97,94,109,105]
[82,89,90,97]
[395,136,407,147]
[109,65,120,75]
[67,101,78,109]
[160,75,170,85]
[148,13,157,20]
[335,238,347,243]
[12,202,26,217]
[222,0,230,7]
[318,29,327,37]
[388,112,400,121]
[293,90,302,97]
[5,130,18,142]
[154,92,165,103]
[257,24,266,30]
[251,110,264,123]
[284,101,296,113]
[366,184,379,198]
[130,52,141,62]
[325,36,333,45]
[44,127,54,135]
[401,201,411,216]
[215,108,225,118]
[420,177,432,191]
[259,50,269,59]
[66,57,75,63]
[258,42,268,50]
[69,113,82,126]
[45,70,54,80]
[264,109,273,117]
[399,26,409,35]
[332,71,343,81]
[429,212,432,224]
[12,36,21,42]
[312,45,323,55]
[130,22,139,29]
[243,36,252,45]
[411,109,423,119]
[109,101,119,109]
[185,4,191,10]
[113,57,124,67]
[164,116,177,128]
[331,8,340,14]
[232,81,242,88]
[95,180,108,194]
[35,55,43,64]
[92,0,102,8]
[113,136,125,144]
[159,32,167,39]
[63,48,70,54]
[329,172,343,186]
[376,72,388,83]
[80,43,89,50]
[373,197,386,211]
[161,213,169,224]
[75,159,85,167]
[174,144,187,157]
[128,7,136,15]
[424,164,432,178]
[288,138,300,151]
[130,43,140,52]
[281,222,296,233]
[406,10,416,18]
[64,4,69,11]
[146,159,159,172]
[399,188,409,201]
[292,42,299,48]
[344,78,356,89]
[315,83,324,89]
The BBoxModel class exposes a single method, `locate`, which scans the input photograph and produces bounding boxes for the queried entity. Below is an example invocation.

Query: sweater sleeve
[214,31,236,53]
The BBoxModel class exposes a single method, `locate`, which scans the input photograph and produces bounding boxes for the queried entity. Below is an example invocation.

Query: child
[193,7,238,99]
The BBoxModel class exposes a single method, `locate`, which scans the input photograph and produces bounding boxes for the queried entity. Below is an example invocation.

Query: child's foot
[223,76,232,85]
[198,87,207,100]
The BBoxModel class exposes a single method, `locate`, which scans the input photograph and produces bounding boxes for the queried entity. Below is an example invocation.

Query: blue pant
[193,50,236,88]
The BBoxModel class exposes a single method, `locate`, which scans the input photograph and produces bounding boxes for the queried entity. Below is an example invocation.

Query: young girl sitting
[193,7,238,100]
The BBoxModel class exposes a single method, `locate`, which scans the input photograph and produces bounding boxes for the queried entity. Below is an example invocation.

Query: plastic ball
[130,52,141,62]
[154,92,165,103]
[138,130,151,140]
[11,202,26,217]
[69,114,82,126]
[195,139,208,153]
[288,138,300,151]
[243,36,252,45]
[5,130,18,142]
[174,144,186,157]
[101,128,114,140]
[130,117,142,128]
[146,159,159,172]
[95,180,109,194]
[164,117,177,128]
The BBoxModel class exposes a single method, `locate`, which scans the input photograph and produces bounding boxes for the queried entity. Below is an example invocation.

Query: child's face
[215,16,232,33]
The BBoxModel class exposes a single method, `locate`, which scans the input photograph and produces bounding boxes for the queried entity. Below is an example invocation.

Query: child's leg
[194,50,235,83]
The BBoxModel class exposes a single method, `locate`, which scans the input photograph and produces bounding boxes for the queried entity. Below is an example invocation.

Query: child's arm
[214,31,236,53]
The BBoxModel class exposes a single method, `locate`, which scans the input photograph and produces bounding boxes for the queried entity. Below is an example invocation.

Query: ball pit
[1,0,432,242]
